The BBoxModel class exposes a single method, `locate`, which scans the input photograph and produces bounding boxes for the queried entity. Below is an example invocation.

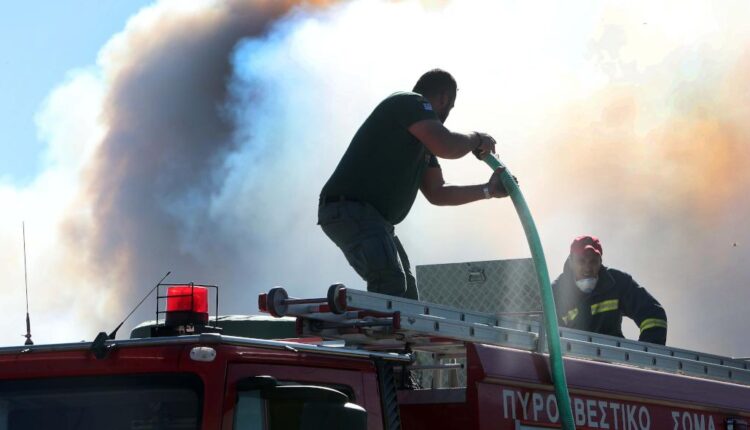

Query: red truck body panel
[400,343,750,429]
[0,338,386,430]
[1,336,748,429]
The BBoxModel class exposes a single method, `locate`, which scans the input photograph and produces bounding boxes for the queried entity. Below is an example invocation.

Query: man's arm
[551,275,567,325]
[420,165,509,206]
[621,275,668,345]
[409,119,494,159]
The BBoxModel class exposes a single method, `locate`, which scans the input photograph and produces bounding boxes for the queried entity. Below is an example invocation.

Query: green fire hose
[482,154,576,430]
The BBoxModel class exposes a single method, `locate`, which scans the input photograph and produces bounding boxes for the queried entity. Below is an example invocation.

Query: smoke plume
[2,0,749,358]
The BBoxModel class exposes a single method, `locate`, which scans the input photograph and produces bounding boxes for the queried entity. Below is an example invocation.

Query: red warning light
[166,285,209,325]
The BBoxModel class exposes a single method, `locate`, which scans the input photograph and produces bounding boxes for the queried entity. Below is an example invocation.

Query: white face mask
[575,277,598,293]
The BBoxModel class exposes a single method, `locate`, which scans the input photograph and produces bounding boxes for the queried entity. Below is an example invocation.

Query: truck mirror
[260,385,347,403]
[236,375,278,391]
[261,385,367,430]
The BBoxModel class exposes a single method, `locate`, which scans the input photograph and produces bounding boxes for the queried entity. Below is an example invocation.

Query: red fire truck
[0,282,748,429]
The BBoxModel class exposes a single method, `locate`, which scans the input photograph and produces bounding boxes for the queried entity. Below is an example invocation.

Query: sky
[1,0,749,360]
[0,1,154,184]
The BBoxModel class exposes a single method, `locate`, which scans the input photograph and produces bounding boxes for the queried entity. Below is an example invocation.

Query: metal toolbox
[413,258,543,388]
[416,258,542,315]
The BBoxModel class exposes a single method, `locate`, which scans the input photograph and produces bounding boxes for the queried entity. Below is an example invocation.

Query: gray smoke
[3,0,748,360]
[60,0,334,335]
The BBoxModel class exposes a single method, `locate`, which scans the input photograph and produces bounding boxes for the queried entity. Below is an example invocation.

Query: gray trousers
[318,200,418,300]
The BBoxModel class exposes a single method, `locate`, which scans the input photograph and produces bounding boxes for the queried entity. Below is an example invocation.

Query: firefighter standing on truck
[552,235,668,345]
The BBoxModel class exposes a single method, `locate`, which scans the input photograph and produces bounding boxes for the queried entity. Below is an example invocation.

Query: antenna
[106,271,171,340]
[22,222,33,346]
[91,271,171,359]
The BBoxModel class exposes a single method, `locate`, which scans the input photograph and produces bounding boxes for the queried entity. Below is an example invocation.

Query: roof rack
[0,333,410,364]
[259,285,750,386]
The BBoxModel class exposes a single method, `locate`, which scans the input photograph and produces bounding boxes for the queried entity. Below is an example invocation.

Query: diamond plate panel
[414,258,541,388]
[416,258,542,315]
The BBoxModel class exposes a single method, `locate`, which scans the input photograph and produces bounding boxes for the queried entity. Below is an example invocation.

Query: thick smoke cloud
[1,0,331,344]
[1,0,749,358]
[60,0,333,333]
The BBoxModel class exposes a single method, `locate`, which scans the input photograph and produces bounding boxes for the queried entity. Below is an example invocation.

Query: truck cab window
[234,391,264,429]
[0,374,202,430]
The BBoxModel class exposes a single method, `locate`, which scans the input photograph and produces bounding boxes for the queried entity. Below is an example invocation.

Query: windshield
[0,373,202,430]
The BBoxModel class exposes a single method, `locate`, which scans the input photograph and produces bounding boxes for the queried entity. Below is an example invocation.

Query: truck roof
[0,332,411,363]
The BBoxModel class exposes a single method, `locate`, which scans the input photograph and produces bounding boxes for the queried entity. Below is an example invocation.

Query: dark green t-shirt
[321,92,440,225]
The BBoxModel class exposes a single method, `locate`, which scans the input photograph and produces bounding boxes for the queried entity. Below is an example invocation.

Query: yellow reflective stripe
[562,308,578,324]
[590,299,619,315]
[639,318,668,332]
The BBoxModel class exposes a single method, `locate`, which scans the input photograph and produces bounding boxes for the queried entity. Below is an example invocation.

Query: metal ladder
[258,285,750,386]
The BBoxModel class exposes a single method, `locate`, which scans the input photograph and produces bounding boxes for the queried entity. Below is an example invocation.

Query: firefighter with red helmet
[552,235,668,345]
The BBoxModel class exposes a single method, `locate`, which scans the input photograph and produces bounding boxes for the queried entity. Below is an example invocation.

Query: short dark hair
[412,69,457,97]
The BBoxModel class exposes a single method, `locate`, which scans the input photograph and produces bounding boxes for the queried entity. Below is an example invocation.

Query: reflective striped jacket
[551,262,668,345]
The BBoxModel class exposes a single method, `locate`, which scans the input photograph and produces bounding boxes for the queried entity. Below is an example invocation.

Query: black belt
[320,195,359,205]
